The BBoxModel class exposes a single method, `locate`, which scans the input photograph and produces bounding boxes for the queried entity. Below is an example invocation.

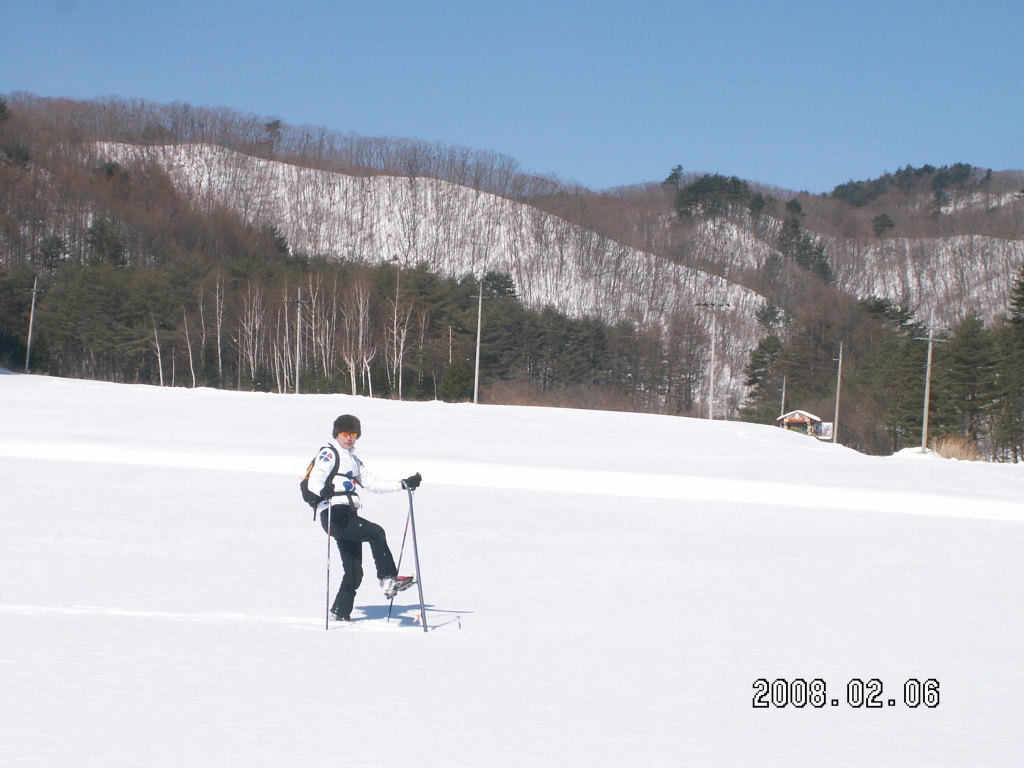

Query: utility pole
[288,288,308,394]
[780,375,787,417]
[696,292,731,420]
[25,275,41,373]
[915,314,948,453]
[832,342,843,444]
[390,255,403,400]
[473,278,483,404]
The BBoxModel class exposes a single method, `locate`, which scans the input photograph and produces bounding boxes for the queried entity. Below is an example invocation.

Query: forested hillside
[0,94,763,419]
[2,93,1024,458]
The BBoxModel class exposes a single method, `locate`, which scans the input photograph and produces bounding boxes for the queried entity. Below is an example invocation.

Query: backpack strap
[309,445,341,521]
[323,444,341,483]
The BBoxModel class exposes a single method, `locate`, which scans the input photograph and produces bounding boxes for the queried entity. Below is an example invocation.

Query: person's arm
[356,457,420,494]
[356,459,405,494]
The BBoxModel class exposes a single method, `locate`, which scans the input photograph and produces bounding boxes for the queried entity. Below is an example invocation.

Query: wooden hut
[776,410,823,437]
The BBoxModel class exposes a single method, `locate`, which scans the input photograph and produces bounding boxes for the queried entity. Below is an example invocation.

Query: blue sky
[4,0,1023,193]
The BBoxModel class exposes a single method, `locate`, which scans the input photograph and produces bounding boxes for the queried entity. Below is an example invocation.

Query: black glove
[402,472,422,490]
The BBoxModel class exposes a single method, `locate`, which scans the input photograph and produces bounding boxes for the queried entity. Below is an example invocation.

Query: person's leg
[331,537,362,619]
[337,512,397,580]
[322,506,365,618]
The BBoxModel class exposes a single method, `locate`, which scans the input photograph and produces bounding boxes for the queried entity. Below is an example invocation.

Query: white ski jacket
[307,439,403,513]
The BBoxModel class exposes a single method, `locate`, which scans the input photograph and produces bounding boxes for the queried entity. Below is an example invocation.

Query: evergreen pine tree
[738,334,784,424]
[1008,267,1024,332]
[940,314,999,445]
[438,357,473,402]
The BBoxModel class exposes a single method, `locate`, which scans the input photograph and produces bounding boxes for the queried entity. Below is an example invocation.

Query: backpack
[300,445,340,515]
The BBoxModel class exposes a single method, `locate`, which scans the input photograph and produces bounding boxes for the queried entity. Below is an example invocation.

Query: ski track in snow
[2,437,1021,522]
[0,603,315,626]
[0,603,443,630]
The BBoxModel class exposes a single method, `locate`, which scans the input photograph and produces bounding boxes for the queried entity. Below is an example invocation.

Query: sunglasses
[338,432,359,439]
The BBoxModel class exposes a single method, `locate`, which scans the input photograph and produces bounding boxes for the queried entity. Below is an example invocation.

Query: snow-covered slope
[686,210,1024,329]
[96,144,751,322]
[829,234,1024,325]
[2,374,1022,766]
[96,142,767,412]
[92,142,1024,402]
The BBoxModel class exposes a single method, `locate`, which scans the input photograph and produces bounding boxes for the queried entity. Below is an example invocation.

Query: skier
[306,414,422,621]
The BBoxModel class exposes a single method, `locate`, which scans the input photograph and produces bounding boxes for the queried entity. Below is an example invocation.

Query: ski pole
[387,506,412,622]
[325,504,332,630]
[406,487,428,633]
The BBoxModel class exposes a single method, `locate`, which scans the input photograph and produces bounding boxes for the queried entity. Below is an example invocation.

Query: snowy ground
[1,375,1022,767]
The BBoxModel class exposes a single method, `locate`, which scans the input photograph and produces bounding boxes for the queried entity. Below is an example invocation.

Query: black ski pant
[320,505,398,618]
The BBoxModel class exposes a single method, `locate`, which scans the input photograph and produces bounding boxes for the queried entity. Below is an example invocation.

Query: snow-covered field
[2,374,1022,767]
